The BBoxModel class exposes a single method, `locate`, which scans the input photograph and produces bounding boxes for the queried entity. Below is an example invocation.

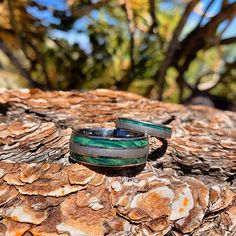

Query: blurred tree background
[0,0,235,110]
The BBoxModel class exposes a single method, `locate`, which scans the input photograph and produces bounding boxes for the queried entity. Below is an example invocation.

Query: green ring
[71,128,148,149]
[116,118,172,139]
[71,136,148,149]
[70,152,147,167]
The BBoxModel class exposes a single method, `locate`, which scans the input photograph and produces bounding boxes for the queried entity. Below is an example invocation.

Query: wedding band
[70,142,149,158]
[70,152,147,167]
[70,128,149,167]
[116,118,172,139]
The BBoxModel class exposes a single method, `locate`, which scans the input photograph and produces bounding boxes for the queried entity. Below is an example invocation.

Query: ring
[70,128,149,167]
[116,118,172,139]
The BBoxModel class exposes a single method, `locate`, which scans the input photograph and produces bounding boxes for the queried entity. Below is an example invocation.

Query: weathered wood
[0,88,235,235]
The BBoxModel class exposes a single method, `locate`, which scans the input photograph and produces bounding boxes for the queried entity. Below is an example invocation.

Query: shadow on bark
[148,138,168,161]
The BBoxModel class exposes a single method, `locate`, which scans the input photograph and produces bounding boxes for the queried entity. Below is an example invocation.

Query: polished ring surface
[116,118,172,139]
[70,128,149,167]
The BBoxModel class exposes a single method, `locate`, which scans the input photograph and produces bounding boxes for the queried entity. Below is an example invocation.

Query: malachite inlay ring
[70,142,149,158]
[116,118,172,139]
[70,152,147,167]
[71,128,148,149]
[70,128,149,167]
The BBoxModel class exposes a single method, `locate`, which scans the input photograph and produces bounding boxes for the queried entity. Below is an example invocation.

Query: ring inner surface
[73,128,145,140]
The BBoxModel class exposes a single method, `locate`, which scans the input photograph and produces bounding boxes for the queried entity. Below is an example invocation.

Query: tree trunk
[0,89,235,235]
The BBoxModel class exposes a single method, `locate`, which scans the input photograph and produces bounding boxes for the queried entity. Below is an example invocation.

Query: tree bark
[0,89,235,235]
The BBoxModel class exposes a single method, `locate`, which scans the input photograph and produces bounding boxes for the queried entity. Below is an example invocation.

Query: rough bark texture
[0,88,235,236]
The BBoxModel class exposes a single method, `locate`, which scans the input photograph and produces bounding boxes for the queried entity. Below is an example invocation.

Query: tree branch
[123,0,135,73]
[197,73,221,91]
[27,40,53,90]
[169,2,236,102]
[220,36,236,45]
[148,0,163,44]
[6,0,52,90]
[174,2,236,67]
[196,0,214,27]
[0,27,15,35]
[152,0,200,100]
[70,0,110,18]
[0,40,39,88]
[195,71,214,88]
[219,20,232,36]
[148,0,158,32]
[193,60,236,93]
[7,0,30,61]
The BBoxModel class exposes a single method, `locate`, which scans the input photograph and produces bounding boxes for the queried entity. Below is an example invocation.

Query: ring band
[116,118,172,139]
[71,128,148,148]
[70,142,149,158]
[70,152,147,167]
[70,128,149,167]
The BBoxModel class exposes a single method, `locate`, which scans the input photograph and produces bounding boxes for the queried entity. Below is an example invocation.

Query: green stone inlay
[71,136,148,149]
[70,152,146,166]
[118,118,172,134]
